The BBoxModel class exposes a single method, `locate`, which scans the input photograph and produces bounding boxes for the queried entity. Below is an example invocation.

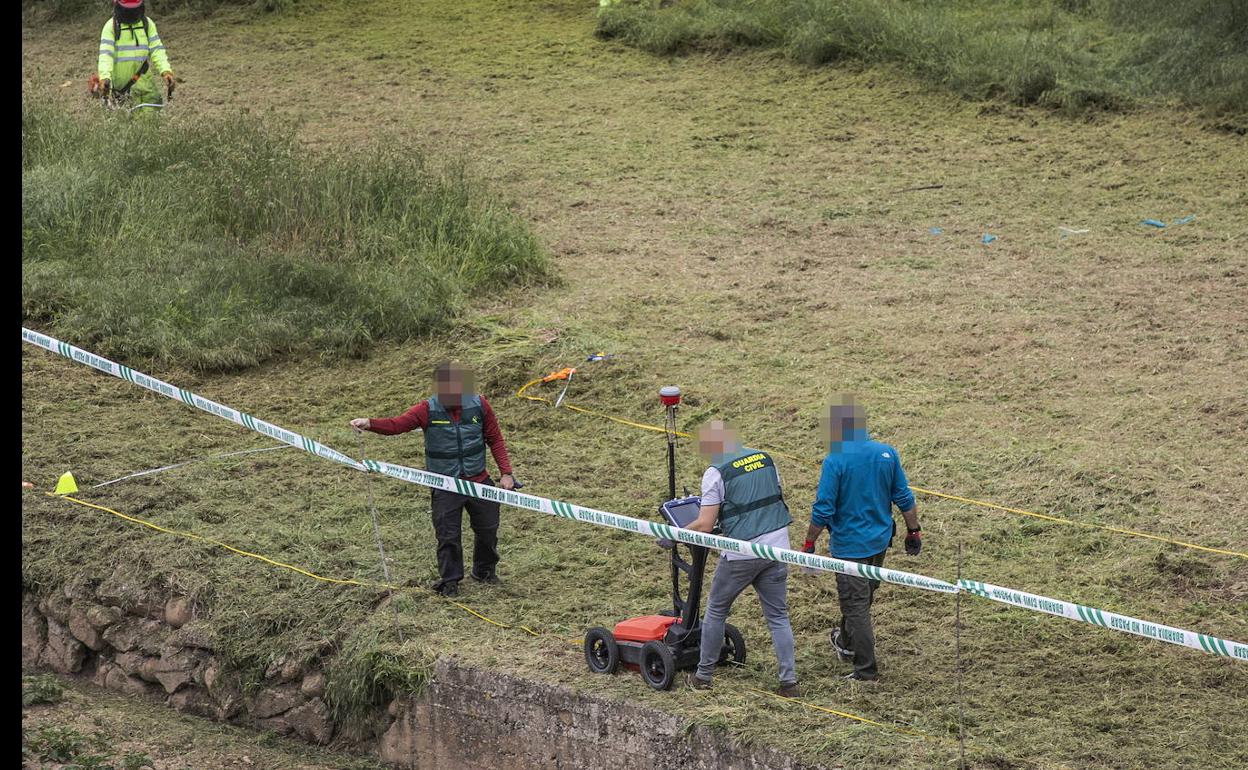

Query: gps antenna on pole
[659,386,681,501]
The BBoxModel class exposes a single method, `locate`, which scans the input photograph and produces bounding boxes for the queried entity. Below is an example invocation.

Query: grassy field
[22,673,386,769]
[20,1,1248,768]
[596,0,1248,122]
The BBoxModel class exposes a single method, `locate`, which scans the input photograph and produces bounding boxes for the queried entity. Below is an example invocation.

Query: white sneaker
[830,629,854,662]
[842,671,879,682]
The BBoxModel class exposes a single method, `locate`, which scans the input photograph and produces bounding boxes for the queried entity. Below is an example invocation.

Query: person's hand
[499,474,515,491]
[801,540,816,555]
[904,527,922,556]
[101,78,111,94]
[349,418,370,433]
[162,71,174,86]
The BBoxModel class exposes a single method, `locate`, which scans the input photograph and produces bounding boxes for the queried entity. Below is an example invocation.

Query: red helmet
[115,0,143,7]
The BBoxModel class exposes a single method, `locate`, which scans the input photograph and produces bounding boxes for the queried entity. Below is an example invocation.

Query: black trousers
[430,480,500,586]
[836,549,887,679]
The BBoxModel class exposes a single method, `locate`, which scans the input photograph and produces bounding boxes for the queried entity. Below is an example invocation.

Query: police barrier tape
[21,328,1248,661]
[958,580,1247,660]
[22,328,366,473]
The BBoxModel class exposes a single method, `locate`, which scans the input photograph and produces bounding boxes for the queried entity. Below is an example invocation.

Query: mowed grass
[22,103,550,372]
[597,0,1248,123]
[21,1,1248,768]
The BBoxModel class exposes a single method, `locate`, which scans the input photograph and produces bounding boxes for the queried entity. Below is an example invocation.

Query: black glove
[904,527,922,556]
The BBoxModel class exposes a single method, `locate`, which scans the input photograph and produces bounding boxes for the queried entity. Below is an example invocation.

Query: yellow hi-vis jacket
[97,16,172,102]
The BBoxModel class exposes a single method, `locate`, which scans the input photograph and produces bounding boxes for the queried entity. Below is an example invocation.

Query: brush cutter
[88,63,173,113]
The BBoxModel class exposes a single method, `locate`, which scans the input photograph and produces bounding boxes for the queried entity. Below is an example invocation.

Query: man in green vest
[684,420,799,696]
[95,1,174,111]
[350,362,516,597]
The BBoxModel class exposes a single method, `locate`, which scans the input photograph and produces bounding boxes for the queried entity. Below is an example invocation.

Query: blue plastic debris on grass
[1171,214,1196,226]
[981,234,997,244]
[1141,219,1167,228]
[928,227,943,235]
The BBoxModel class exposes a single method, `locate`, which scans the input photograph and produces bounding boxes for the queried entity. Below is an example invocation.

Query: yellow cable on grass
[44,493,573,640]
[747,687,981,752]
[516,378,1247,559]
[907,487,1247,559]
[54,493,368,587]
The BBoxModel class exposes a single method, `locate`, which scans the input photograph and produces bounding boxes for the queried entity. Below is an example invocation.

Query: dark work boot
[429,580,459,597]
[777,681,802,698]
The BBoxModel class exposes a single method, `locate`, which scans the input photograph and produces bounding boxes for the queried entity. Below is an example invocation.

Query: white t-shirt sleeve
[700,466,724,507]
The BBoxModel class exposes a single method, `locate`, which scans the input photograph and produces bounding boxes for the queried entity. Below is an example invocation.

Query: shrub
[25,725,87,763]
[22,674,66,706]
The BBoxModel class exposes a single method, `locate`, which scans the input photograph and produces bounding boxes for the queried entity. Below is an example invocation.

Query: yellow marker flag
[54,472,78,496]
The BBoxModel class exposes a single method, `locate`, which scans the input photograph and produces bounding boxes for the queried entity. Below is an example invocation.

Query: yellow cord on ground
[516,377,1247,559]
[906,486,1247,558]
[44,492,575,641]
[747,687,981,751]
[54,493,369,587]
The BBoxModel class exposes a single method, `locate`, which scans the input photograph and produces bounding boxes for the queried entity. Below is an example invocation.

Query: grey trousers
[696,557,797,684]
[836,549,887,679]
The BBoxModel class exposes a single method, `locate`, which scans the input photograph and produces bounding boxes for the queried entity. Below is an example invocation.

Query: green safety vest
[713,448,791,541]
[424,395,487,478]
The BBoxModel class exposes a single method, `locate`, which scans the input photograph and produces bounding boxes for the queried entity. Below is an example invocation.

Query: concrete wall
[23,587,828,770]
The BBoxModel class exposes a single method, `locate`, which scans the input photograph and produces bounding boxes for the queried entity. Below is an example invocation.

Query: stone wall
[379,660,830,770]
[23,584,828,770]
[22,580,338,747]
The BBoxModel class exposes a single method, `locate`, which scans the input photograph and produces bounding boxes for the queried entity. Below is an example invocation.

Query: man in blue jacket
[802,395,922,681]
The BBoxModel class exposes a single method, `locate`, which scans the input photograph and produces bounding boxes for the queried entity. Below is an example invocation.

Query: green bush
[25,725,87,763]
[21,104,550,371]
[121,754,156,770]
[323,623,433,740]
[595,0,1248,119]
[65,755,116,770]
[22,674,66,706]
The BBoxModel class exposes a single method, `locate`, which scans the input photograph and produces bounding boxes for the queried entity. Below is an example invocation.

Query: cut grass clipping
[21,103,550,372]
[596,0,1248,121]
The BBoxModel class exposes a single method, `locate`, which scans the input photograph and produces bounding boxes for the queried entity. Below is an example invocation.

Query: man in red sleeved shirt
[350,362,515,597]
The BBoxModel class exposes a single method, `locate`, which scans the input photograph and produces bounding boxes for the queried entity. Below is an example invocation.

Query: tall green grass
[21,103,550,371]
[596,0,1248,120]
[22,0,300,20]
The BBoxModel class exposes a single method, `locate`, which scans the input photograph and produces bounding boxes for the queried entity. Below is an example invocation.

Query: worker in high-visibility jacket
[96,1,174,110]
